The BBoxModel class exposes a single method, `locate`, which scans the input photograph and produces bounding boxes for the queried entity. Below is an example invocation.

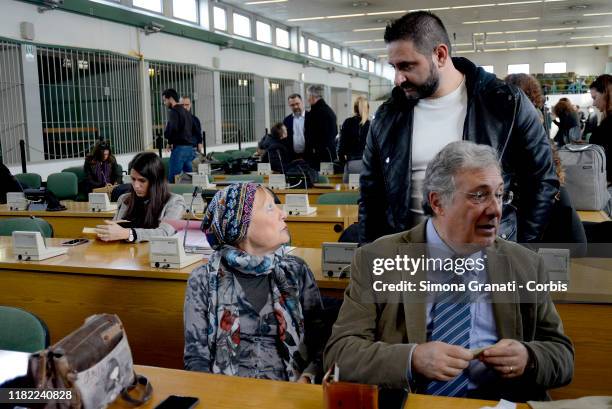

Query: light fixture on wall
[38,0,63,13]
[143,22,164,35]
[219,40,234,51]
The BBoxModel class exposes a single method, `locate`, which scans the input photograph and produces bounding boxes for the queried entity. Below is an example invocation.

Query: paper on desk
[480,399,516,409]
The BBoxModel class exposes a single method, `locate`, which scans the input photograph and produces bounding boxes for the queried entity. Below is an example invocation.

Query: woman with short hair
[184,183,323,383]
[95,152,186,243]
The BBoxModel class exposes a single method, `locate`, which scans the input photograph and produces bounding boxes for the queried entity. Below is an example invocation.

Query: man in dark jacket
[304,84,338,169]
[180,95,203,154]
[163,88,194,183]
[359,11,558,244]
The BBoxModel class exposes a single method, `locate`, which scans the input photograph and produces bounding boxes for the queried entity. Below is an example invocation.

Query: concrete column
[20,43,44,162]
[140,60,153,149]
[212,71,222,145]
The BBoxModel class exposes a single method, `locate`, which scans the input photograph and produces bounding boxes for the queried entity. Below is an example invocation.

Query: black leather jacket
[359,57,559,243]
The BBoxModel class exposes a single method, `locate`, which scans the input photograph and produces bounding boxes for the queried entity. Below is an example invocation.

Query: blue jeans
[168,145,195,183]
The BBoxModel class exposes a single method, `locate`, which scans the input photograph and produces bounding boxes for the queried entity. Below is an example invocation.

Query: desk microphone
[297,165,309,194]
[182,186,200,250]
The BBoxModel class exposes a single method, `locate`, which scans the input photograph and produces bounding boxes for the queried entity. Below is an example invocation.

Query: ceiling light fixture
[501,17,540,21]
[451,3,496,8]
[575,25,612,29]
[366,10,407,15]
[362,47,387,51]
[344,39,384,44]
[584,12,612,16]
[463,19,500,24]
[244,0,287,4]
[505,29,538,33]
[287,16,325,22]
[540,27,572,31]
[353,27,386,32]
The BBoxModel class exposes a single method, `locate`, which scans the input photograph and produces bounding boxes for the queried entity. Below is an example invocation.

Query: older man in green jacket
[324,141,573,402]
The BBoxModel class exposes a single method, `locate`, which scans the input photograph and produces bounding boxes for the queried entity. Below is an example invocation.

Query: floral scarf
[205,245,305,380]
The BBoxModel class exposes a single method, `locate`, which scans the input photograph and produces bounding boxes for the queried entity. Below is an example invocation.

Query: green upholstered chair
[316,192,360,205]
[223,174,264,183]
[318,175,330,184]
[244,147,257,155]
[210,152,232,163]
[47,172,78,201]
[14,173,42,189]
[0,306,50,352]
[169,184,197,195]
[161,157,170,179]
[0,217,53,238]
[61,166,88,201]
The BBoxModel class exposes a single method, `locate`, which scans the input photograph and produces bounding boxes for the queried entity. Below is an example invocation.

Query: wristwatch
[127,228,136,243]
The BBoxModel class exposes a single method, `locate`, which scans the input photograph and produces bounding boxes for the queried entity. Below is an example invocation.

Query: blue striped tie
[425,274,471,397]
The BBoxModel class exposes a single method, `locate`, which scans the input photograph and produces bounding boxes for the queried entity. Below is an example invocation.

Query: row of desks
[109,365,530,409]
[0,237,610,399]
[0,202,358,248]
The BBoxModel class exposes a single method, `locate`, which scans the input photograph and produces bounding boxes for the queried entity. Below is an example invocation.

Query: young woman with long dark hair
[95,152,186,242]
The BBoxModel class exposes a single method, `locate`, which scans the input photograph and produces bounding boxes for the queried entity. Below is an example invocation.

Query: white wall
[0,0,369,92]
[459,46,610,77]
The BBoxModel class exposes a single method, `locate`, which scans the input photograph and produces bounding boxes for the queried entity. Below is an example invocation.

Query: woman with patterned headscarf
[184,183,324,383]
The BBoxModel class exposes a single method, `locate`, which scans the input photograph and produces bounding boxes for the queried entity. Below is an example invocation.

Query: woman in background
[95,152,185,243]
[83,140,122,193]
[184,182,323,383]
[338,96,370,183]
[588,74,612,184]
[552,98,581,147]
[265,123,292,173]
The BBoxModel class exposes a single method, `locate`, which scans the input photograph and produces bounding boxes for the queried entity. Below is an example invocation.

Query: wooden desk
[212,172,345,185]
[0,203,357,248]
[577,210,610,223]
[1,239,609,399]
[110,365,529,409]
[270,184,356,204]
[0,238,199,369]
[0,202,115,238]
[286,205,357,247]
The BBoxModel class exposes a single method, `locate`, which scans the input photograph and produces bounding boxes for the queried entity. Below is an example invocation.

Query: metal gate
[37,46,143,160]
[220,71,256,144]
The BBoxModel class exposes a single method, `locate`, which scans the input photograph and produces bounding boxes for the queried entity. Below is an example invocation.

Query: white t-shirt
[410,78,468,220]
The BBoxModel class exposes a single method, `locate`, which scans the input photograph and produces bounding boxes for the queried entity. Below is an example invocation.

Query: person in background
[283,94,307,159]
[504,74,586,254]
[265,123,292,173]
[552,98,581,147]
[588,74,612,184]
[163,88,195,183]
[0,163,22,204]
[180,96,203,155]
[95,152,186,243]
[575,104,587,131]
[184,183,324,383]
[82,140,122,194]
[504,74,545,123]
[304,84,338,169]
[338,96,370,183]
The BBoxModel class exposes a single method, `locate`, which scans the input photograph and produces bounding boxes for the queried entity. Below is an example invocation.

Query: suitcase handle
[565,144,593,152]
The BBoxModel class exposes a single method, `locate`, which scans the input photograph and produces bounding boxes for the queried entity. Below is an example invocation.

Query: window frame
[232,12,252,38]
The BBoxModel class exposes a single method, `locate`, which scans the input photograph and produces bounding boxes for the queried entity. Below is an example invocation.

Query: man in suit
[283,93,306,160]
[324,141,573,402]
[304,84,338,169]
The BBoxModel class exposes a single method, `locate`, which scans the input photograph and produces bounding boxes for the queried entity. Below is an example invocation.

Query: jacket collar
[397,221,519,343]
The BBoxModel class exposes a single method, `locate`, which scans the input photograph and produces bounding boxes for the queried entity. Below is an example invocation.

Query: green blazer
[323,222,574,402]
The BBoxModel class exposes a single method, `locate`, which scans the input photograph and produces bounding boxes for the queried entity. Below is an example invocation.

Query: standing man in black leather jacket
[359,11,558,244]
